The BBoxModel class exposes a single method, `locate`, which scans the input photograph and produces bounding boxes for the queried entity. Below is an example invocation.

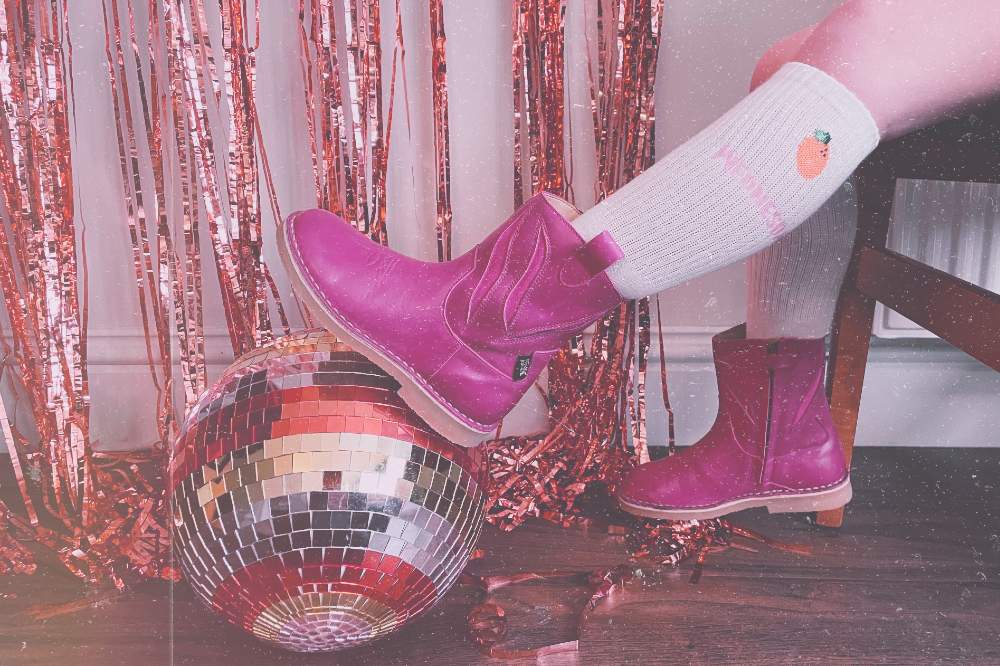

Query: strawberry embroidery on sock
[796,129,831,179]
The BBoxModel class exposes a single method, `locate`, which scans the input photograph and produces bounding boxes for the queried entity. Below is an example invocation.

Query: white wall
[2,0,997,452]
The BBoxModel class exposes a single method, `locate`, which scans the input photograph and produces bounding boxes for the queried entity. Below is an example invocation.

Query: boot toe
[285,209,376,279]
[618,457,692,510]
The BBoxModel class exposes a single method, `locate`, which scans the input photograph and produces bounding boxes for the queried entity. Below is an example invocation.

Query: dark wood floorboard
[0,448,998,665]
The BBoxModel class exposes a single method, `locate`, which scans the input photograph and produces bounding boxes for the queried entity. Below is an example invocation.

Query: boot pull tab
[577,231,624,277]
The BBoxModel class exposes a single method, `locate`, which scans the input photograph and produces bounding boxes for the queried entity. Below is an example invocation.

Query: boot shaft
[711,326,844,488]
[446,194,624,355]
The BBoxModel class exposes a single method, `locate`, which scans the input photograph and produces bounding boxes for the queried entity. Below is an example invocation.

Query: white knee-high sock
[746,179,858,339]
[573,62,879,299]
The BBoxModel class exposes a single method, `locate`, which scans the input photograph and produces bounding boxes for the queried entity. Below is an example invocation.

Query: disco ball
[169,330,486,652]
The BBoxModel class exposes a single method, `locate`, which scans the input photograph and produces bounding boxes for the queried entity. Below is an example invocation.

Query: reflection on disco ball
[169,330,486,652]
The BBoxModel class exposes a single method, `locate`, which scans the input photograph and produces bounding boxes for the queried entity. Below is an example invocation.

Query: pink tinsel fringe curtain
[0,0,668,584]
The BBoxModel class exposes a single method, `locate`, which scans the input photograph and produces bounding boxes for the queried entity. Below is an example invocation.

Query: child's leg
[741,0,1000,339]
[796,0,1000,141]
[746,181,856,339]
[613,3,1000,517]
[574,0,1000,301]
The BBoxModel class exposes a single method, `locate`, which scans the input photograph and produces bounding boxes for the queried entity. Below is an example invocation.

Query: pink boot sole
[618,477,852,521]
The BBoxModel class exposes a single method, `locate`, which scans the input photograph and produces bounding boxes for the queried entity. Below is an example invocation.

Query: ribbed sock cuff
[575,61,879,300]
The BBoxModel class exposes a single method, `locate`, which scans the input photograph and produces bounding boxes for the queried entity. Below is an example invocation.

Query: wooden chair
[818,104,1000,527]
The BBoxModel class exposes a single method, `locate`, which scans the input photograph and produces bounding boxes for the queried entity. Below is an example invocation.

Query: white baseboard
[3,328,998,451]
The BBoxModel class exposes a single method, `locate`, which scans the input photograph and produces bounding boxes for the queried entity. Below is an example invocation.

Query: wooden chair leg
[818,281,878,527]
[816,164,897,528]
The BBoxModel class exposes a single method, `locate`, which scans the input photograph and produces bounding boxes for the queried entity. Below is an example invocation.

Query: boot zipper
[760,343,779,485]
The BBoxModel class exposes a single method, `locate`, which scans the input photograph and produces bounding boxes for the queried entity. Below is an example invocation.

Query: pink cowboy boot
[278,193,625,447]
[618,325,851,520]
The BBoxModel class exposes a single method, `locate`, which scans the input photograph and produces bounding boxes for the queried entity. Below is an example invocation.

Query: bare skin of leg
[751,23,819,92]
[796,0,1000,140]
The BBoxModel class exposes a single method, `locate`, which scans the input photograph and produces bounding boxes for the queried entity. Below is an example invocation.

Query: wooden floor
[1,447,998,665]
